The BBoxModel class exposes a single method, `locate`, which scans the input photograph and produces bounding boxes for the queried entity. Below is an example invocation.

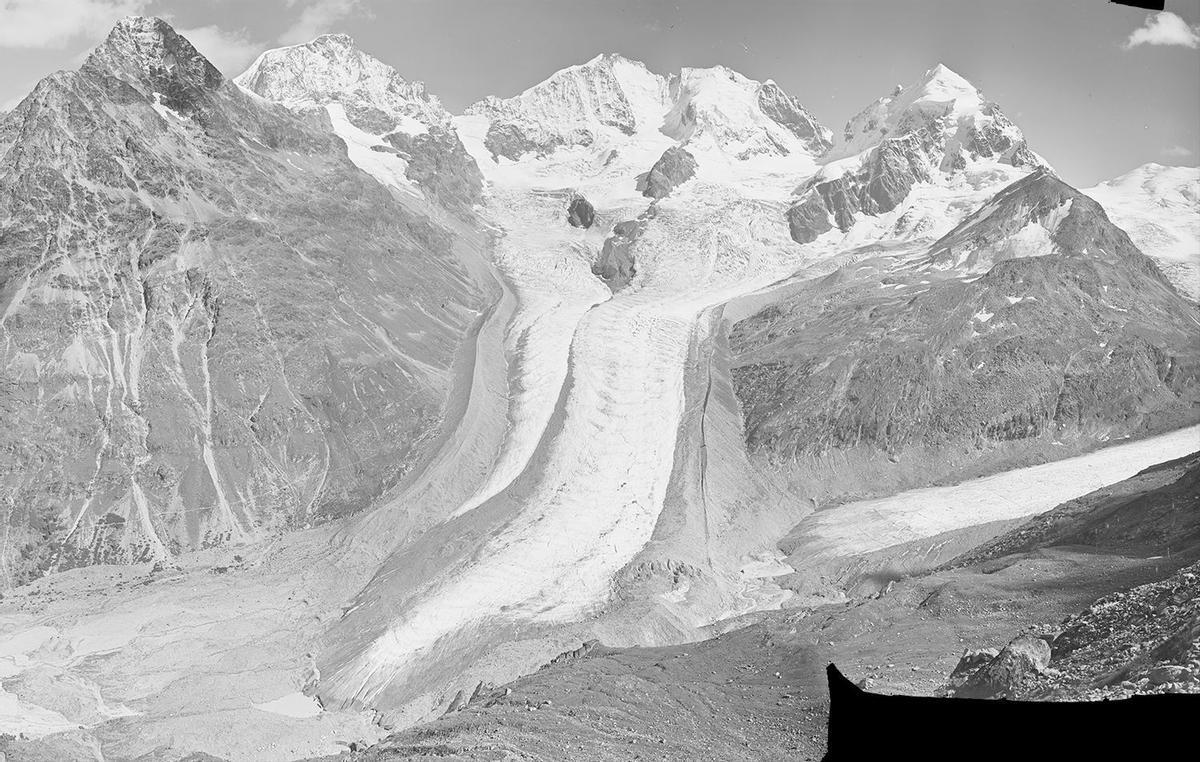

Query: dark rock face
[483,121,565,162]
[83,17,224,122]
[0,19,484,588]
[756,82,832,154]
[948,648,1000,683]
[593,220,640,290]
[567,194,595,228]
[642,146,698,199]
[786,130,938,243]
[785,199,833,244]
[966,103,1041,168]
[385,127,484,219]
[735,173,1200,478]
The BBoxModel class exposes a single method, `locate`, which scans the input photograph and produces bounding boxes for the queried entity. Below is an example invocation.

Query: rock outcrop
[593,220,640,290]
[756,81,829,149]
[949,634,1052,698]
[384,126,483,217]
[567,194,595,228]
[642,146,697,199]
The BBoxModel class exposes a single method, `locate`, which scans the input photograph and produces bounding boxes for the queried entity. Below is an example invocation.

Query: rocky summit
[0,15,1197,762]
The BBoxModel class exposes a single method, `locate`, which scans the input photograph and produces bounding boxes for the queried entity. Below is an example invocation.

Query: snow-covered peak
[826,62,1039,171]
[785,64,1048,247]
[1088,162,1199,205]
[462,54,828,163]
[917,63,977,100]
[235,34,448,134]
[469,52,668,126]
[464,52,671,159]
[1085,163,1200,299]
[662,66,831,158]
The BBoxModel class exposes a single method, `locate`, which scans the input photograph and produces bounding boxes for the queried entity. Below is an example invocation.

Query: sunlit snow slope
[1085,163,1200,300]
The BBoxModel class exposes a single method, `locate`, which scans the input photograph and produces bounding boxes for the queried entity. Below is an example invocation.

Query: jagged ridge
[788,64,1045,244]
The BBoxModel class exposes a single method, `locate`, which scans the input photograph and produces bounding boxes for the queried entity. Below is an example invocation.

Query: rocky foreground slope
[944,452,1200,702]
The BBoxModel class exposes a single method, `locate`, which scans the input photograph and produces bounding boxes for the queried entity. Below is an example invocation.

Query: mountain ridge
[0,15,489,588]
[235,32,449,135]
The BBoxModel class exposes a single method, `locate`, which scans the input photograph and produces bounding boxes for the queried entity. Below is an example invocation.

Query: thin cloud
[277,0,366,45]
[0,0,148,48]
[1162,144,1195,159]
[177,24,263,75]
[1123,11,1200,49]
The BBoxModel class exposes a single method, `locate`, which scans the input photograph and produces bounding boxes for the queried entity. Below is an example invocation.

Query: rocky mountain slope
[1084,163,1200,300]
[0,18,488,588]
[733,167,1200,503]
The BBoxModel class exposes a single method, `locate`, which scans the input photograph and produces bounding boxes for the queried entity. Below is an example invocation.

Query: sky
[0,0,1198,186]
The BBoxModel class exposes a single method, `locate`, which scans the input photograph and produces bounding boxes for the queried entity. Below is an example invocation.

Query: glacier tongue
[308,65,839,716]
